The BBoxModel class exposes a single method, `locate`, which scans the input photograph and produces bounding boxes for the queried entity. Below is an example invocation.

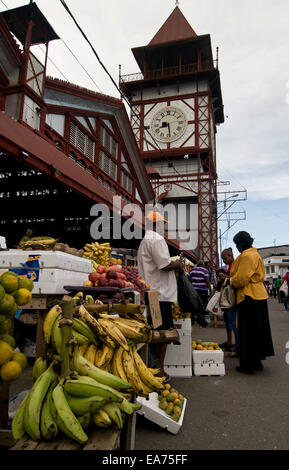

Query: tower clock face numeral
[150,106,188,143]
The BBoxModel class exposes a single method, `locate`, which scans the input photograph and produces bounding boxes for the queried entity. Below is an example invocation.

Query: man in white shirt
[137,211,184,381]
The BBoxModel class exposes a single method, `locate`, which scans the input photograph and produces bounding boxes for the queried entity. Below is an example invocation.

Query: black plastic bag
[177,272,208,328]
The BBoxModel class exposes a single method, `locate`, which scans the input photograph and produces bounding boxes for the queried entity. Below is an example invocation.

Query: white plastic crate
[136,392,187,435]
[0,250,92,273]
[193,363,225,376]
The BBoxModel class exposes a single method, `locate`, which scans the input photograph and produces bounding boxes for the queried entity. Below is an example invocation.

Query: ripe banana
[112,347,131,385]
[72,318,98,346]
[51,313,62,354]
[72,328,90,346]
[40,383,58,440]
[84,344,97,364]
[97,318,129,351]
[76,306,115,349]
[122,350,148,398]
[102,402,123,430]
[73,350,131,390]
[51,379,88,445]
[92,409,111,427]
[77,412,91,430]
[63,375,123,403]
[11,393,29,441]
[43,305,62,344]
[111,319,144,339]
[78,344,88,356]
[23,365,57,441]
[131,346,165,392]
[66,394,110,416]
[94,344,114,369]
[32,357,48,382]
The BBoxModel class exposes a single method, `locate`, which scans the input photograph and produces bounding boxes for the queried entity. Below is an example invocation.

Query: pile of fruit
[18,236,59,251]
[157,384,185,422]
[83,242,111,267]
[0,271,33,386]
[12,294,167,444]
[192,339,221,350]
[172,302,191,320]
[120,266,149,304]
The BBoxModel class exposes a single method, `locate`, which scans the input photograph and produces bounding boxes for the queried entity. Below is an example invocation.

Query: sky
[1,0,289,257]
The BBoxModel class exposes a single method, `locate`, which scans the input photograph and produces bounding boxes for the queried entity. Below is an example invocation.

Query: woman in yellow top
[230,231,274,374]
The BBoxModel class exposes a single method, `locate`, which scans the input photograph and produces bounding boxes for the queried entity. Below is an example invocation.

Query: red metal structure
[120,6,224,267]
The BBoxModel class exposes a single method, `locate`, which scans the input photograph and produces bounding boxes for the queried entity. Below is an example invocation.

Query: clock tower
[120,6,224,266]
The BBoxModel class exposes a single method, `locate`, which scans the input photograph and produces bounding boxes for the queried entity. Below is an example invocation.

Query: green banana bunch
[73,350,131,390]
[65,394,110,416]
[72,329,90,346]
[40,383,58,440]
[23,364,57,441]
[11,393,29,441]
[32,357,48,382]
[77,413,91,430]
[51,379,88,445]
[102,402,123,430]
[92,409,111,427]
[72,318,98,346]
[63,375,123,403]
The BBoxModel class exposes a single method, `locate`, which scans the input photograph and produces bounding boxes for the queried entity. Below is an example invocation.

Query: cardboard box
[192,348,224,365]
[136,392,187,435]
[193,363,225,376]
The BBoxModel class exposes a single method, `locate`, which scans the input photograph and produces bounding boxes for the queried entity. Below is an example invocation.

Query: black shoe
[253,362,263,371]
[236,366,254,375]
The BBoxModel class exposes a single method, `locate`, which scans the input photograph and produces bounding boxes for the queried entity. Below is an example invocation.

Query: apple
[98,277,108,287]
[106,270,118,280]
[83,280,93,287]
[89,272,101,283]
[97,265,108,274]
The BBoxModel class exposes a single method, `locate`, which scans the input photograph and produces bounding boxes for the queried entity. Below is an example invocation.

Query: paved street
[8,297,289,451]
[134,297,289,450]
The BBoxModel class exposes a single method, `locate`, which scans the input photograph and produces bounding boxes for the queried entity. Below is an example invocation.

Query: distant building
[257,245,289,281]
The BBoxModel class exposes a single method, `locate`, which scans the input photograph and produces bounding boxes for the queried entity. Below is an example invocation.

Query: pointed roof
[148,6,197,46]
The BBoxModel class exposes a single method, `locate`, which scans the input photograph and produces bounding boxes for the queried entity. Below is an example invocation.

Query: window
[100,126,118,158]
[70,122,95,161]
[99,151,117,181]
[121,170,133,194]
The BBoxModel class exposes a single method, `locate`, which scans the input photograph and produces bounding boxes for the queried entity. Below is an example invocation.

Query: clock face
[150,106,188,143]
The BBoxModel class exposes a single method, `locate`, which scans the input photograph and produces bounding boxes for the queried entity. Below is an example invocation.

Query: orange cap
[146,211,168,223]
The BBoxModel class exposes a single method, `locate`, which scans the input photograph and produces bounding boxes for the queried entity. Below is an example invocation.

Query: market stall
[0,240,188,450]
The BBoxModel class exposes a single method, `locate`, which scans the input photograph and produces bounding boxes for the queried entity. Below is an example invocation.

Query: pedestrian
[275,275,282,303]
[218,248,239,356]
[187,260,212,312]
[281,272,289,310]
[272,278,277,298]
[231,231,274,374]
[137,211,184,382]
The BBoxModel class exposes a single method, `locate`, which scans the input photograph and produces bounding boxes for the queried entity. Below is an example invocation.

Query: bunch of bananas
[172,302,191,320]
[12,299,143,444]
[83,242,111,267]
[78,341,165,398]
[18,237,59,250]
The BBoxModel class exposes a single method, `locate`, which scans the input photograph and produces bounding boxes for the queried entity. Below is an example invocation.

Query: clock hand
[168,123,171,137]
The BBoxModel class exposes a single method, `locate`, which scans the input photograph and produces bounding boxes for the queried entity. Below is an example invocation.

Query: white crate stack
[192,345,225,376]
[164,319,192,378]
[0,250,92,295]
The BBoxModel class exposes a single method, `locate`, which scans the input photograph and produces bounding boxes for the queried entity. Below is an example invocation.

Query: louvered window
[70,122,95,162]
[100,126,118,158]
[99,151,117,181]
[121,170,133,194]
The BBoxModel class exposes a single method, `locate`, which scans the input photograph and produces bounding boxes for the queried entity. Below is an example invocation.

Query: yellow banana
[122,350,148,398]
[51,379,88,445]
[97,318,129,351]
[94,344,114,369]
[111,320,143,339]
[43,305,62,344]
[131,346,165,392]
[76,306,116,349]
[78,344,88,356]
[113,347,130,385]
[51,313,62,354]
[84,344,97,364]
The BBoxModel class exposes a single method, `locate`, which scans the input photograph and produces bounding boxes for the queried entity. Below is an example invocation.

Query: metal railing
[120,60,216,84]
